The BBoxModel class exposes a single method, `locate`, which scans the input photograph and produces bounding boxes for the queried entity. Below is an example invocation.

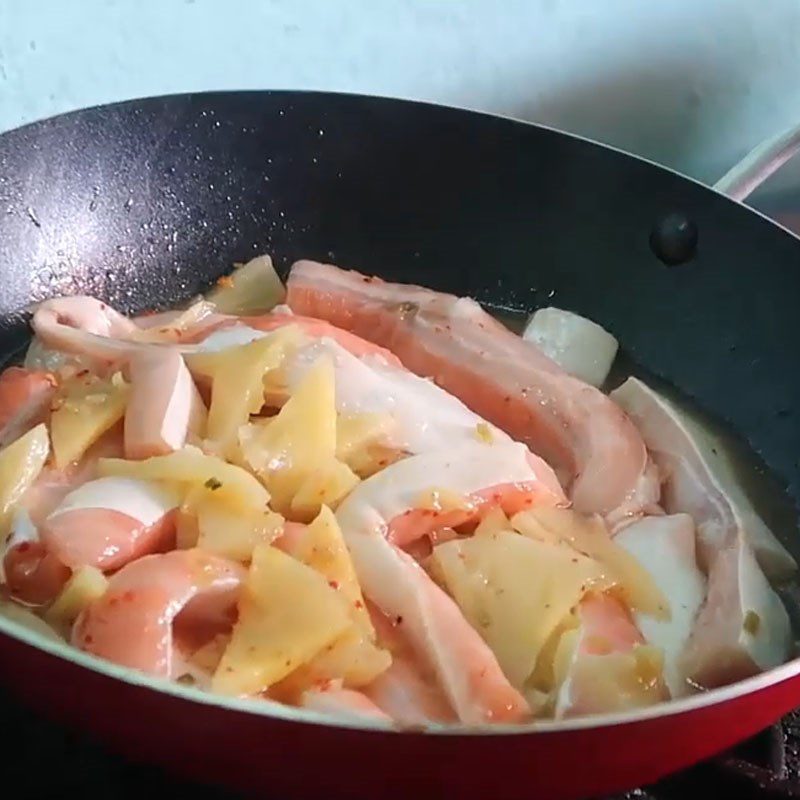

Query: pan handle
[713,121,800,202]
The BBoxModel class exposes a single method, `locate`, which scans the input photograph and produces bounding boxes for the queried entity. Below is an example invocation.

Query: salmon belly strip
[41,477,179,571]
[3,541,70,606]
[286,260,659,522]
[74,550,244,677]
[364,602,456,724]
[0,367,56,446]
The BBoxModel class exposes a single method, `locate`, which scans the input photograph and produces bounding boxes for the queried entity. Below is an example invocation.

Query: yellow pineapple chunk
[474,422,494,444]
[415,486,473,513]
[50,372,128,468]
[0,423,49,536]
[289,460,360,522]
[131,301,216,343]
[429,530,610,688]
[278,626,392,694]
[336,412,396,477]
[175,506,200,550]
[512,507,668,619]
[98,445,270,512]
[279,506,390,687]
[204,254,286,315]
[340,444,401,480]
[46,566,108,631]
[239,357,360,518]
[285,506,372,634]
[195,496,284,561]
[186,327,302,454]
[213,544,351,696]
[474,506,512,538]
[190,633,231,674]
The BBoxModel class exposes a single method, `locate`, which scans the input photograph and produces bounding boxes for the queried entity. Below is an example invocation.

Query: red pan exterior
[1,630,798,800]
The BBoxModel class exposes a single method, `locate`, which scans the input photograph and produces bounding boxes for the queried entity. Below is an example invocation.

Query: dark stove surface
[4,681,799,799]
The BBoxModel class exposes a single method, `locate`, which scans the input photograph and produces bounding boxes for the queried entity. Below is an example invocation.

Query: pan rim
[3,89,798,249]
[2,607,798,736]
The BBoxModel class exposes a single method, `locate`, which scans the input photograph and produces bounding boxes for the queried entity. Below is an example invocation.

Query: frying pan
[0,91,799,800]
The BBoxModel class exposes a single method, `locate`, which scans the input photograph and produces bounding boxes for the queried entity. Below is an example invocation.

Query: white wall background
[1,0,799,200]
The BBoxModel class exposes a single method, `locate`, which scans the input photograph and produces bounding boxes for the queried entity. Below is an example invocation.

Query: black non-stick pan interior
[0,90,798,543]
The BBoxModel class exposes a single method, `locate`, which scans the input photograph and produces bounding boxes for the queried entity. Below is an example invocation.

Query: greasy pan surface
[1,91,800,798]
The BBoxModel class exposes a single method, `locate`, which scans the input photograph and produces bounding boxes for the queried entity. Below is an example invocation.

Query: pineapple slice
[335,412,397,478]
[50,372,128,468]
[512,507,668,619]
[276,625,392,695]
[204,254,286,315]
[98,445,270,512]
[415,487,473,513]
[195,496,284,561]
[46,566,108,632]
[280,506,390,688]
[190,632,231,674]
[131,300,216,344]
[474,506,512,538]
[0,423,49,536]
[285,506,372,634]
[289,460,360,522]
[429,530,610,689]
[213,544,351,696]
[239,356,360,518]
[175,505,200,550]
[186,327,302,454]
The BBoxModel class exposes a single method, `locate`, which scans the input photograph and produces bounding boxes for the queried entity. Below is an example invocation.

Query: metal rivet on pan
[649,212,699,266]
